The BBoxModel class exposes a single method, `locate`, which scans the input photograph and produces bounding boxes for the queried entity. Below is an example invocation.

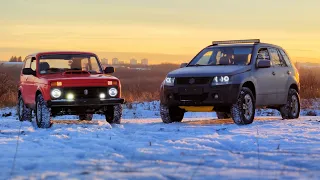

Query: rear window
[279,49,292,67]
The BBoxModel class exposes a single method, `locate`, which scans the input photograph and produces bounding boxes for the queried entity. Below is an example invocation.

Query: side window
[24,57,31,68]
[30,57,37,71]
[279,49,292,67]
[269,48,285,67]
[257,48,270,60]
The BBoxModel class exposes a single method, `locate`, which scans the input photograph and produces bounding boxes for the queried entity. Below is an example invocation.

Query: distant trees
[9,56,22,62]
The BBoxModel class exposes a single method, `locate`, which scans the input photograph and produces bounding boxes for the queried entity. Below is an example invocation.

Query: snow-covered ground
[1,101,320,180]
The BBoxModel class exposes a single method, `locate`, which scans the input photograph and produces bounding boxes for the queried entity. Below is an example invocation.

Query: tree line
[9,56,22,62]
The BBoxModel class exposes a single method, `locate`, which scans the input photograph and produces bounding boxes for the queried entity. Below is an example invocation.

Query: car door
[268,47,288,104]
[21,57,33,104]
[254,47,278,106]
[277,48,292,104]
[29,57,38,105]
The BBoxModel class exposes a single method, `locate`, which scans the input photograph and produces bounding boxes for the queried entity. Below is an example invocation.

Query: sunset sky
[0,0,319,64]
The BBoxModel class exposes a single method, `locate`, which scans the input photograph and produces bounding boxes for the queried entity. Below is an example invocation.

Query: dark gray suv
[160,39,300,125]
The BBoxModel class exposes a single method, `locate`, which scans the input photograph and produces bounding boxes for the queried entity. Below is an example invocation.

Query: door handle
[272,72,276,75]
[287,71,291,75]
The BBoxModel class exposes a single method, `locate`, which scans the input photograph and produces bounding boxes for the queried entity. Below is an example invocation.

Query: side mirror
[256,60,272,68]
[104,67,115,74]
[22,68,36,76]
[180,63,188,68]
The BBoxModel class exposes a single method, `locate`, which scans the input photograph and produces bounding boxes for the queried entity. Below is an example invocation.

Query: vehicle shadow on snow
[48,116,294,128]
[51,120,103,125]
[184,117,284,126]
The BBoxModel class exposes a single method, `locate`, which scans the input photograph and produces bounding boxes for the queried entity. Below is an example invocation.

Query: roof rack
[212,39,260,46]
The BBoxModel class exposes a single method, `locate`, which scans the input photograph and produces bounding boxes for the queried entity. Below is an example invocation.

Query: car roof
[27,51,97,57]
[206,42,283,49]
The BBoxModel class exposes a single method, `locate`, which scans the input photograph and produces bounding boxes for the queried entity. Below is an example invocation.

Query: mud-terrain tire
[279,89,300,119]
[160,104,185,123]
[216,112,230,119]
[105,104,122,124]
[231,87,255,125]
[17,95,32,121]
[35,94,52,128]
[79,114,93,121]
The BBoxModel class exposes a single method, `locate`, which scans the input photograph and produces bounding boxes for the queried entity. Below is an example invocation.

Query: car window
[189,46,253,66]
[38,54,103,74]
[24,57,31,68]
[279,49,292,67]
[269,48,286,67]
[257,48,270,60]
[31,57,37,71]
[82,57,101,73]
[194,51,212,65]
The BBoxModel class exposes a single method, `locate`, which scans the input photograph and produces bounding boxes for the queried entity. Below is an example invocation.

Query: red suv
[17,51,124,128]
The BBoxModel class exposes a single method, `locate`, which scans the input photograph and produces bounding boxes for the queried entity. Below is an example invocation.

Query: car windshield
[38,54,103,74]
[188,46,253,66]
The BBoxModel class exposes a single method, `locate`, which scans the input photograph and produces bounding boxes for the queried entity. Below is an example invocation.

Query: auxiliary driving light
[99,93,106,99]
[66,93,74,100]
[51,89,62,98]
[108,88,118,97]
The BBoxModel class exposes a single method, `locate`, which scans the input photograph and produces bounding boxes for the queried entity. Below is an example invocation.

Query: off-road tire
[160,104,185,123]
[105,104,122,124]
[79,114,93,121]
[35,94,52,128]
[17,95,32,121]
[279,89,300,119]
[216,112,230,119]
[231,87,255,125]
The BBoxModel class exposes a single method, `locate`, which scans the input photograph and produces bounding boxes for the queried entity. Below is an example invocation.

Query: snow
[1,101,320,180]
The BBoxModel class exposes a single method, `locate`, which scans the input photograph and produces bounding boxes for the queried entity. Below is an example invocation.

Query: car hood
[167,65,250,77]
[39,74,119,87]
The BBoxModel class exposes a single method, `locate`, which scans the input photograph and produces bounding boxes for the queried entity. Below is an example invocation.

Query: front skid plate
[179,106,214,112]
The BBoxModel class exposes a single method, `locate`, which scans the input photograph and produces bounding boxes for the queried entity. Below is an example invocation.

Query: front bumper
[160,84,240,108]
[47,98,125,107]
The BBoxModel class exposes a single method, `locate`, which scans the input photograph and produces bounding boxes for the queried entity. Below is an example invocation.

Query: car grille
[61,87,115,99]
[175,77,211,85]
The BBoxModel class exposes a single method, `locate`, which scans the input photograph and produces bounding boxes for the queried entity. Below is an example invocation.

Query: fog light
[214,94,219,99]
[108,88,118,97]
[99,93,106,99]
[66,93,74,100]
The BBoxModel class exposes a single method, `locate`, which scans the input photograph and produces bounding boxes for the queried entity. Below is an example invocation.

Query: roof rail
[212,39,260,45]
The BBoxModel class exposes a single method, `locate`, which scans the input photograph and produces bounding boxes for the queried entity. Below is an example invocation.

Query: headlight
[212,76,231,85]
[51,89,62,98]
[108,88,118,97]
[164,77,175,86]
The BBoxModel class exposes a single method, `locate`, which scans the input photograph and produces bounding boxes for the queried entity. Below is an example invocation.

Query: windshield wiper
[188,64,206,67]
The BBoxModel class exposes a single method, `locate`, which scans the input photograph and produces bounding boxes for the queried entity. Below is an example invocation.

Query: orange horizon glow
[0,0,319,64]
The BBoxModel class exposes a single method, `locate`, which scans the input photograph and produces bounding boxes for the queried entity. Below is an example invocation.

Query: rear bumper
[160,84,240,108]
[47,98,125,107]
